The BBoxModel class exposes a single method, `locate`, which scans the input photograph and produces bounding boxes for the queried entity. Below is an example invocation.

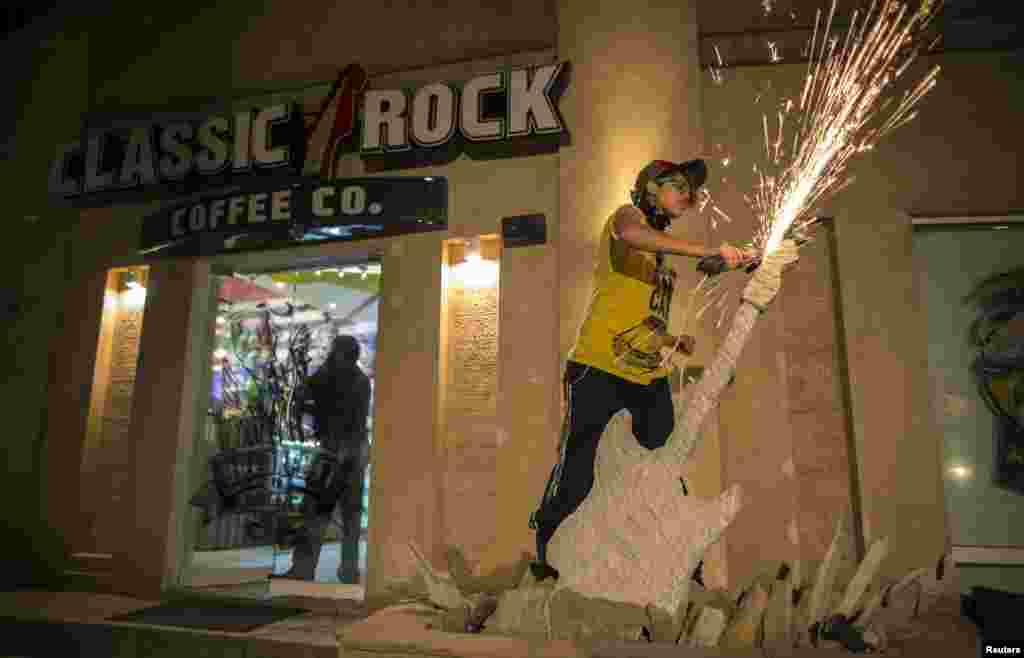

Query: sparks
[751,0,942,256]
[710,204,733,230]
[698,187,713,213]
[709,44,728,86]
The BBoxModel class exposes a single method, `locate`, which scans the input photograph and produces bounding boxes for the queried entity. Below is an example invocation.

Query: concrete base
[0,589,982,658]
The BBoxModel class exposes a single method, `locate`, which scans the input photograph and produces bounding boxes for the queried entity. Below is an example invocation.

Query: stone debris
[485,583,555,639]
[805,513,848,633]
[836,537,889,619]
[687,605,728,648]
[465,592,500,633]
[762,563,794,650]
[399,537,966,654]
[547,587,650,642]
[407,541,468,610]
[719,583,768,649]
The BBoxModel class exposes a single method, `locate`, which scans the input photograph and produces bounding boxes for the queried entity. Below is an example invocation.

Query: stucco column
[114,259,210,597]
[557,0,731,585]
[558,0,705,345]
[364,235,445,606]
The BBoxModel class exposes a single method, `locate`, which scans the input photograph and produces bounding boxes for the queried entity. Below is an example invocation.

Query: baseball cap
[638,159,707,191]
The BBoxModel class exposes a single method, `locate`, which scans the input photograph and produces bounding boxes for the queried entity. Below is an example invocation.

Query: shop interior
[80,259,381,600]
[188,261,379,597]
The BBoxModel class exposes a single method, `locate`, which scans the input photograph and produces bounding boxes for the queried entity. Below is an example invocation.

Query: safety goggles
[656,174,692,195]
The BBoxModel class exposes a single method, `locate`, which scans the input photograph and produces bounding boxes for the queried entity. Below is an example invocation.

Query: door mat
[108,598,310,633]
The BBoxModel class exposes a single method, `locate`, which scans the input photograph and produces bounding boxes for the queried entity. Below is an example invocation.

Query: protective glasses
[660,177,692,195]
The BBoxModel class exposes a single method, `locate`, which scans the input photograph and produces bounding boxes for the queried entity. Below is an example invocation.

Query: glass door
[182,262,378,597]
[180,273,281,596]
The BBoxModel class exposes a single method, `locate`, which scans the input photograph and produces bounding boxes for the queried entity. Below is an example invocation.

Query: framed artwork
[964,266,1024,495]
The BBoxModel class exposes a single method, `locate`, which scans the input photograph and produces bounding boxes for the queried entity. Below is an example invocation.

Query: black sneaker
[528,561,560,582]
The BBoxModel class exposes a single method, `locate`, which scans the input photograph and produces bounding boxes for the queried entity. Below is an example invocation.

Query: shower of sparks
[686,0,940,342]
[708,44,728,86]
[762,0,775,15]
[750,0,943,256]
[709,203,733,231]
[698,187,713,213]
[767,40,783,63]
[698,186,734,230]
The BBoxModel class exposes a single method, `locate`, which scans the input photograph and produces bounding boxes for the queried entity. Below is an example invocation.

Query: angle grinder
[695,231,814,277]
[696,251,762,276]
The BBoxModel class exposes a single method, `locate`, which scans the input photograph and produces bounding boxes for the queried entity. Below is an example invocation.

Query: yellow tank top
[570,205,677,385]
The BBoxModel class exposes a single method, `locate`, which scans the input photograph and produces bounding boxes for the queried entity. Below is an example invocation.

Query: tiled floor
[191,541,367,585]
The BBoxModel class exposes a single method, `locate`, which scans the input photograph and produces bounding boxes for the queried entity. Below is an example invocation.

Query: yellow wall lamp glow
[446,236,500,289]
[104,267,149,309]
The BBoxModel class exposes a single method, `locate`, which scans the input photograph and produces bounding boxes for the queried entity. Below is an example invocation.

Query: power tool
[695,223,819,276]
[696,251,763,276]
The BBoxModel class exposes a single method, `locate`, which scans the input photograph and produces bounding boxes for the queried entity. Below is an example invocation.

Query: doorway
[181,259,379,598]
[913,218,1024,593]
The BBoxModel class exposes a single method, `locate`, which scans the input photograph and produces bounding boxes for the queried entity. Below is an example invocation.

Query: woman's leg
[532,363,622,570]
[627,375,674,450]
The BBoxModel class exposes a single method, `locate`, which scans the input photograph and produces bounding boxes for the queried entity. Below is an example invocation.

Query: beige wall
[230,0,558,89]
[715,224,861,587]
[702,50,1024,580]
[1,15,94,586]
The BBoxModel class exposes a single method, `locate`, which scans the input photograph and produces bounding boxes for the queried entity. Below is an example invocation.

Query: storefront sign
[360,62,567,153]
[49,105,305,206]
[50,61,569,207]
[139,176,447,257]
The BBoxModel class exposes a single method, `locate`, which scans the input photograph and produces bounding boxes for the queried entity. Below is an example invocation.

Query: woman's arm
[613,206,752,268]
[612,206,712,258]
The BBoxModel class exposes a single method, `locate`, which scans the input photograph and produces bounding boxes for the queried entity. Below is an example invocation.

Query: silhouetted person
[286,335,371,582]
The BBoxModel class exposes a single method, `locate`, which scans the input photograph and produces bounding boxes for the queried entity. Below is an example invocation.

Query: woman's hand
[718,242,746,269]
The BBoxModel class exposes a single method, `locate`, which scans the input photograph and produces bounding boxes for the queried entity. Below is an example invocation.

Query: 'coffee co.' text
[139,176,448,256]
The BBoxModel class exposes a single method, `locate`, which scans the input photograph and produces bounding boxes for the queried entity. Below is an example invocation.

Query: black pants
[291,433,368,582]
[532,361,674,561]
